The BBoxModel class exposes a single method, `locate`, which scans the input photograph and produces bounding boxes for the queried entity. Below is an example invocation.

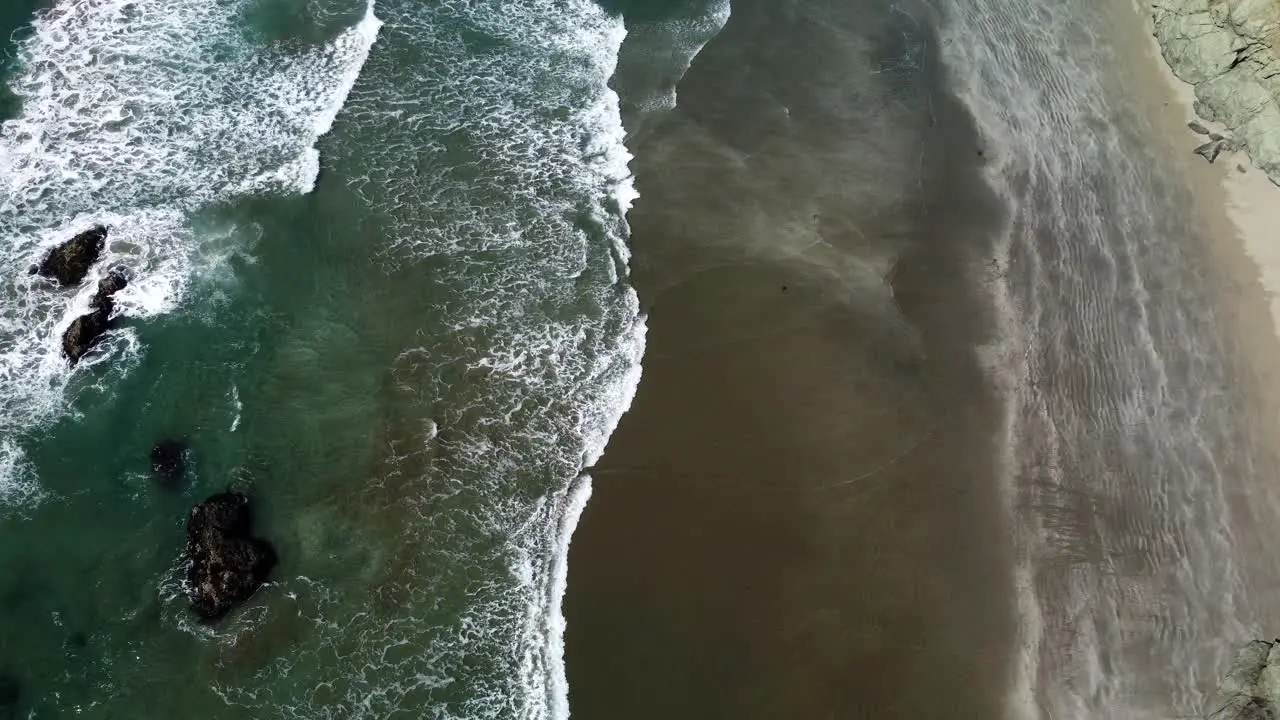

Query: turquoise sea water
[0,0,658,716]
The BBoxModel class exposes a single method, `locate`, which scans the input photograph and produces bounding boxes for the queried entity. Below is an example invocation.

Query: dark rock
[62,310,112,365]
[32,226,107,286]
[150,439,188,487]
[92,269,128,309]
[1210,132,1225,142]
[186,492,277,620]
[1188,120,1211,135]
[1194,139,1226,163]
[61,268,128,365]
[0,674,18,718]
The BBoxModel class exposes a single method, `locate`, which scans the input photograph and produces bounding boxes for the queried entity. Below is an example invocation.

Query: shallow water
[938,0,1274,716]
[567,0,1280,718]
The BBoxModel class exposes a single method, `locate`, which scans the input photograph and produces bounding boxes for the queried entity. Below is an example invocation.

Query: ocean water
[4,0,1278,717]
[0,0,642,717]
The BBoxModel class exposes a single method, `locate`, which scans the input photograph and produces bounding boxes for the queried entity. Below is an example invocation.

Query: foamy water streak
[612,0,731,117]
[0,0,381,503]
[936,0,1258,716]
[206,1,649,717]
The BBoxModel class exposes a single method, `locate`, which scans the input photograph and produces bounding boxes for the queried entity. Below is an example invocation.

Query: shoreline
[1116,0,1280,691]
[1133,0,1280,620]
[564,0,1015,717]
[566,0,1280,716]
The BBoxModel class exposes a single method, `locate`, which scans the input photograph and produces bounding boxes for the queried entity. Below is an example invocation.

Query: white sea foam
[0,0,381,505]
[199,0,670,715]
[538,475,592,720]
[229,384,242,432]
[614,0,731,115]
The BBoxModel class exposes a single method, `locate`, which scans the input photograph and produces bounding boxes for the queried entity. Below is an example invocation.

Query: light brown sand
[1126,0,1280,642]
[564,1,1016,717]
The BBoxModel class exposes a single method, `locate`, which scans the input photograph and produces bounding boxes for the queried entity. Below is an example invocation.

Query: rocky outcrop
[62,312,111,365]
[1196,136,1240,160]
[30,226,107,286]
[1212,639,1280,717]
[91,270,127,306]
[62,269,128,365]
[150,440,188,487]
[186,492,277,620]
[1152,0,1280,185]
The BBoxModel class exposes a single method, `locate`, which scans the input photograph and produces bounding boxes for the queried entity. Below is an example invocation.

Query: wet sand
[1126,0,1280,633]
[565,0,1015,717]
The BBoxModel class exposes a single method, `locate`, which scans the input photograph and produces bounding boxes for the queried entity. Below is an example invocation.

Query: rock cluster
[1190,121,1243,161]
[24,228,279,623]
[26,225,133,365]
[186,492,277,620]
[62,268,128,365]
[1152,0,1280,184]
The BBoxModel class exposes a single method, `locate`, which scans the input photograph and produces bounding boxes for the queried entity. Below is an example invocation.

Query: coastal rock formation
[61,312,111,365]
[62,268,128,365]
[30,226,107,286]
[150,440,188,487]
[1212,639,1280,717]
[1196,138,1229,161]
[1195,136,1240,161]
[1152,0,1280,184]
[92,270,127,307]
[186,491,277,620]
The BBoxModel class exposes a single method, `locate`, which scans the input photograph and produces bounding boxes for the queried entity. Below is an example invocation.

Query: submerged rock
[186,492,277,620]
[1189,120,1211,135]
[30,226,107,286]
[61,268,128,365]
[66,631,87,650]
[0,673,18,720]
[150,439,188,487]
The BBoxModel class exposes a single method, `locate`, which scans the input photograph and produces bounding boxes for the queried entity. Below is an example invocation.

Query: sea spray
[0,0,381,504]
[195,1,648,716]
[1,0,656,716]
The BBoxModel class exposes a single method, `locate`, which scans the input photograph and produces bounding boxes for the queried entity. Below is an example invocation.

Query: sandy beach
[564,0,1016,717]
[568,0,1280,718]
[1124,0,1280,631]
